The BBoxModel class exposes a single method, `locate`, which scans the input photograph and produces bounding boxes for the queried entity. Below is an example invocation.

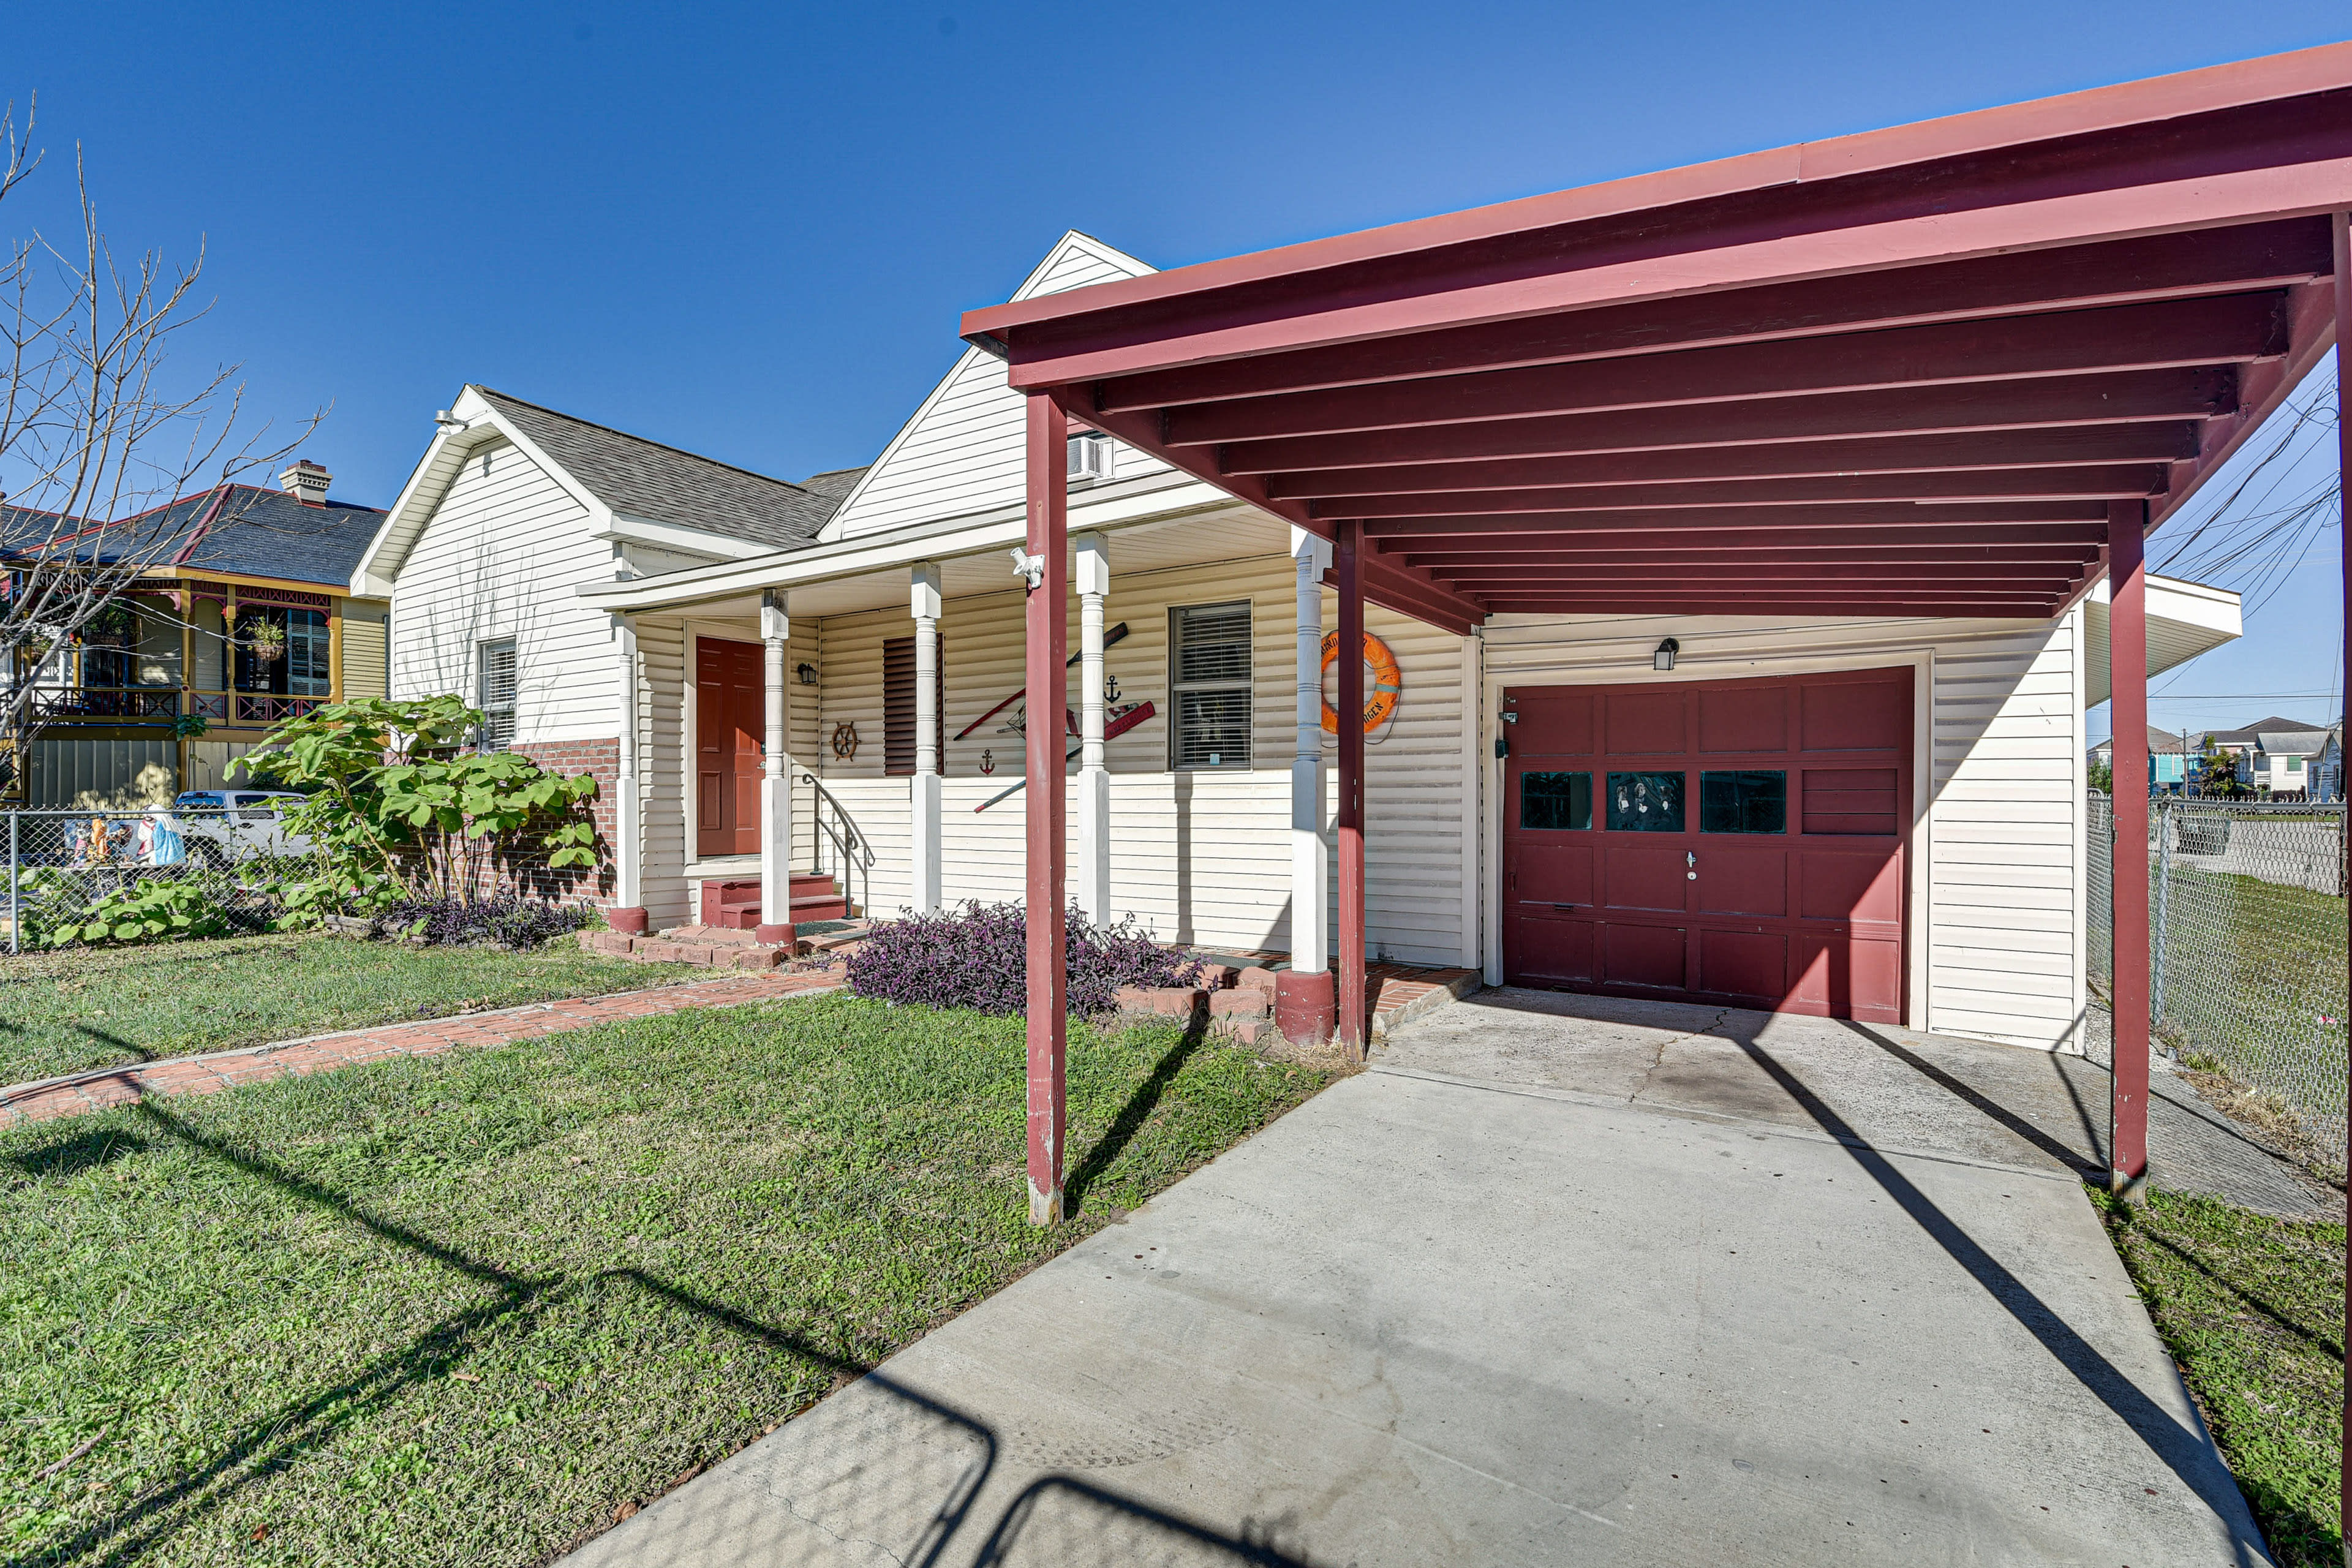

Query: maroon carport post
[1334,519,1368,1060]
[2334,206,2350,1558]
[1023,391,1069,1226]
[2107,499,2150,1199]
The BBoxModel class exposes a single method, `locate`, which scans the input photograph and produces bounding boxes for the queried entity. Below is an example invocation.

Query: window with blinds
[477,638,518,750]
[1169,601,1251,770]
[883,635,944,777]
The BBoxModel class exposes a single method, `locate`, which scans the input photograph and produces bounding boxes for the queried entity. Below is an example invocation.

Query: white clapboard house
[358,230,2245,1054]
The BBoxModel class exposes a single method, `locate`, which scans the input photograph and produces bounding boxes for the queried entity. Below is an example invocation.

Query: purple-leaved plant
[385,897,591,949]
[845,901,1200,1016]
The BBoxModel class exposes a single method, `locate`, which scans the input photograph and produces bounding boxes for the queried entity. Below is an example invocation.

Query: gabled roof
[2,484,387,589]
[2253,729,2331,756]
[818,232,1163,544]
[355,386,862,594]
[473,388,840,550]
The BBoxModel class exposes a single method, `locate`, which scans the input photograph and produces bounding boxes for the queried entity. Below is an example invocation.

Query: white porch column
[1279,526,1336,1043]
[757,589,794,942]
[1074,531,1111,924]
[609,614,646,935]
[911,562,943,914]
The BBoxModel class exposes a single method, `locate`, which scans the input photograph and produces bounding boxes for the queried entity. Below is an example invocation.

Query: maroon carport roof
[963,44,2351,631]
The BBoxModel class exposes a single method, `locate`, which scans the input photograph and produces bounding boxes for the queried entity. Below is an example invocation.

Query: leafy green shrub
[36,878,232,949]
[247,695,601,924]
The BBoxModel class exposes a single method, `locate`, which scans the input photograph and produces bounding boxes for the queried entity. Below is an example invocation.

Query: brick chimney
[281,460,331,506]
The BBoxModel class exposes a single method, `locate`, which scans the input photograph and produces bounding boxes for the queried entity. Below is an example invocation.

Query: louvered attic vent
[1066,434,1114,483]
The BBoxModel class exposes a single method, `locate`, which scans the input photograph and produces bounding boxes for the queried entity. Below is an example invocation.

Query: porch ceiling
[963,45,2351,631]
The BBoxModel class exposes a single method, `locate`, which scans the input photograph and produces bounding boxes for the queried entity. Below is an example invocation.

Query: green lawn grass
[0,990,1327,1567]
[2095,1186,2345,1567]
[0,934,700,1087]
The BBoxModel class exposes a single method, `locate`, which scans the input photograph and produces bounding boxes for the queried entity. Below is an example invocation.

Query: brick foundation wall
[511,737,621,906]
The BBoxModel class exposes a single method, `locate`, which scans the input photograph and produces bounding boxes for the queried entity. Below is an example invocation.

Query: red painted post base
[606,907,649,937]
[754,922,794,947]
[1275,970,1338,1047]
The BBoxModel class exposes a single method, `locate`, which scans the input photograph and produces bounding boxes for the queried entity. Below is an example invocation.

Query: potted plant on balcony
[83,603,134,648]
[239,612,285,663]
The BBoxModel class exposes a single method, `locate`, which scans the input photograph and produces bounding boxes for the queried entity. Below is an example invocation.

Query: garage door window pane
[1701,770,1787,834]
[1519,771,1590,831]
[1605,771,1683,832]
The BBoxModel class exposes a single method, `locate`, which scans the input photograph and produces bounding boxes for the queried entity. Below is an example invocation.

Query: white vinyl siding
[385,436,617,743]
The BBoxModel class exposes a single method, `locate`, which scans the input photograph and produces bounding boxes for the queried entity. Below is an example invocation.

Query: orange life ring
[1321,630,1402,734]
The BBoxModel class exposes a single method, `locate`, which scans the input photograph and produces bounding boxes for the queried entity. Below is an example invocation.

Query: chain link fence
[2089,792,2348,1164]
[1,802,336,952]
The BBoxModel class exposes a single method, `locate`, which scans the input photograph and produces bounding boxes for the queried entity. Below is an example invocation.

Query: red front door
[696,638,764,859]
[1501,668,1911,1022]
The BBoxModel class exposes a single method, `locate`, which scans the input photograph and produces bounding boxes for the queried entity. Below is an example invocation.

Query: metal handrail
[800,772,874,921]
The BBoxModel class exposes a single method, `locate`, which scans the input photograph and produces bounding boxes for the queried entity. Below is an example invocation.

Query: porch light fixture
[1654,638,1679,672]
[796,662,819,685]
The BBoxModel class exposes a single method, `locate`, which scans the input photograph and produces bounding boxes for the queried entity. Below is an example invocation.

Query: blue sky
[6,2,2345,738]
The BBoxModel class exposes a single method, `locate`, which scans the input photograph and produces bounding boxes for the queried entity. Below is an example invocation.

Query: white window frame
[477,637,518,750]
[1168,600,1253,771]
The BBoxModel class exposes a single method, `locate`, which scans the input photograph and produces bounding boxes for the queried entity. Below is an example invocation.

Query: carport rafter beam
[1321,467,2168,516]
[1265,426,2207,497]
[1088,221,2335,412]
[1218,367,2237,475]
[1164,293,2285,448]
[1363,505,2110,537]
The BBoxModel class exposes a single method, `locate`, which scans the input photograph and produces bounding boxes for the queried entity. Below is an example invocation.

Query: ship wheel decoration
[831,722,859,761]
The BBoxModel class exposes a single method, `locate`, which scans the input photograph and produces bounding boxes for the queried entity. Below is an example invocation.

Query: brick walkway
[0,970,842,1130]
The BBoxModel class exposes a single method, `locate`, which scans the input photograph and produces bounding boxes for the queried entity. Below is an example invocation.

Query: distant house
[2191,715,2332,796]
[2089,725,2193,791]
[2,462,390,807]
[2315,723,2345,801]
[350,386,862,886]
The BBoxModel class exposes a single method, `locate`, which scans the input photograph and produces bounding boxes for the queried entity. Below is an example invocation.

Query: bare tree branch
[0,96,327,742]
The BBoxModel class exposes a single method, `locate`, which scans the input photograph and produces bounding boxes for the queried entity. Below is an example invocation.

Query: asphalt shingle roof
[2201,715,2330,745]
[2,484,387,588]
[476,388,848,551]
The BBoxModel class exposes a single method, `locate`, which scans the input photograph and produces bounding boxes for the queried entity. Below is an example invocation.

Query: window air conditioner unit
[1066,434,1114,483]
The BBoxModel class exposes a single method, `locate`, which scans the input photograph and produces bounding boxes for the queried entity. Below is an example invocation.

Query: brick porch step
[701,874,852,930]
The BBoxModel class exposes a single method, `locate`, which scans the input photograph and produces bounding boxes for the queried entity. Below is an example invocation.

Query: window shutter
[883,636,943,777]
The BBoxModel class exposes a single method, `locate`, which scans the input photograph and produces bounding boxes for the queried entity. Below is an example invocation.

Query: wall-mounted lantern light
[796,662,820,685]
[1654,638,1679,672]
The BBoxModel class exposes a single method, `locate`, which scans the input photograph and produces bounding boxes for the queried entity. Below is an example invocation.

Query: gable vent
[1066,434,1114,483]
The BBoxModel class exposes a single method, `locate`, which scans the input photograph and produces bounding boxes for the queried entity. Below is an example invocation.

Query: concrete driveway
[568,991,2274,1567]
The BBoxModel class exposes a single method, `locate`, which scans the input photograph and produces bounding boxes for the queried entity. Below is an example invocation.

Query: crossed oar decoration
[956,622,1159,812]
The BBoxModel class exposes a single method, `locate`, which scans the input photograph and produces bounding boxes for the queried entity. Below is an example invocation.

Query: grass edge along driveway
[0,990,1329,1568]
[2095,1186,2346,1568]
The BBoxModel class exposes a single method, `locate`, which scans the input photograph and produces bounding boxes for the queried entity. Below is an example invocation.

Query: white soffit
[2084,572,2244,709]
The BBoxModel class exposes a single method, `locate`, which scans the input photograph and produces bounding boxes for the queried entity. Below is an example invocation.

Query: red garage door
[1501,668,1912,1022]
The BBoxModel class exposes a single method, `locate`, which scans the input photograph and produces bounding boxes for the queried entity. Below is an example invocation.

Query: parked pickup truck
[168,790,316,864]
